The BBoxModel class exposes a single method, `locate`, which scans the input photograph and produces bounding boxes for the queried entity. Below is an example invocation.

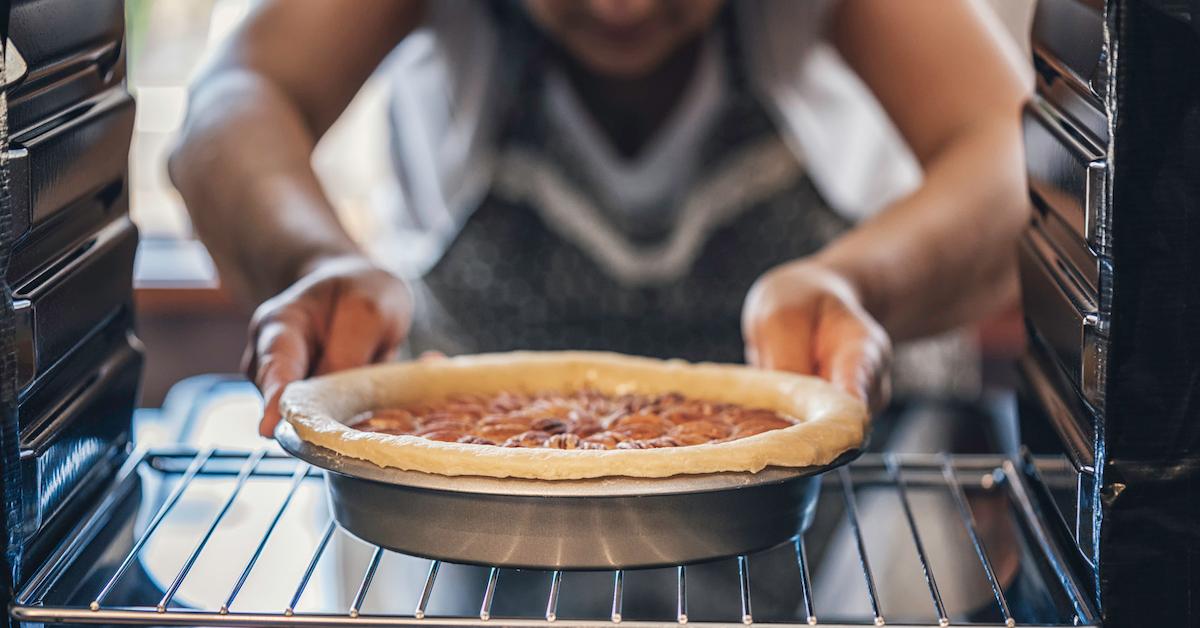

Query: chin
[575,47,675,79]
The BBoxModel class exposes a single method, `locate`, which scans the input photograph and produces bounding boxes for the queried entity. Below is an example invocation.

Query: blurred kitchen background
[127,0,1037,407]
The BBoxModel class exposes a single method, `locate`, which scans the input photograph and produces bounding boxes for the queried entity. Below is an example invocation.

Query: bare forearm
[815,116,1027,341]
[169,70,360,305]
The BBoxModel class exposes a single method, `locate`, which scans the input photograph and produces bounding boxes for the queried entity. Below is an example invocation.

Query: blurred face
[523,0,724,78]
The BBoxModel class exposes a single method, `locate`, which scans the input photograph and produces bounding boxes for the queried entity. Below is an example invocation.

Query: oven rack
[10,448,1096,628]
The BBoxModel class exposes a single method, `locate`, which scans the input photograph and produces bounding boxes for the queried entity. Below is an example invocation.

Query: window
[125,0,397,286]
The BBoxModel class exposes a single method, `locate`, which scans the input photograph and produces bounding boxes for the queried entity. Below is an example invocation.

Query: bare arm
[823,0,1032,340]
[169,0,425,435]
[744,0,1031,405]
[170,0,423,303]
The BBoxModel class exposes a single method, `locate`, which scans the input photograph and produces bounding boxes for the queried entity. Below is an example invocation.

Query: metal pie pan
[277,422,858,570]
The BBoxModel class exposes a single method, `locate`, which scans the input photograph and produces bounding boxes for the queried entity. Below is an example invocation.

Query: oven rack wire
[10,448,1096,628]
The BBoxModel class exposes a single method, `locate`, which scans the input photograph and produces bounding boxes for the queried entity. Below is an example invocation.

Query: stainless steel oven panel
[1036,72,1109,146]
[14,330,141,546]
[7,0,125,133]
[1033,198,1101,292]
[1031,0,1106,100]
[1018,223,1104,410]
[9,88,134,242]
[1024,98,1107,252]
[13,218,138,391]
[8,0,124,86]
[1020,343,1097,474]
[8,178,129,288]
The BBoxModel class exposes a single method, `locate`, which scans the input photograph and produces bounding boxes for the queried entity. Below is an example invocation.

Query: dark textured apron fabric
[406,17,852,362]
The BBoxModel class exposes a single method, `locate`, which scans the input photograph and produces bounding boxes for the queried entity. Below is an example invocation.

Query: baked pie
[349,389,800,449]
[282,351,866,480]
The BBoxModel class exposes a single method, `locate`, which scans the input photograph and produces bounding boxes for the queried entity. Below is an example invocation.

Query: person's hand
[244,255,413,437]
[742,260,892,412]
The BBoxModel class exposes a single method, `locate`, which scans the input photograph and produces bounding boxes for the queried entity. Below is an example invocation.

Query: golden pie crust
[281,351,867,480]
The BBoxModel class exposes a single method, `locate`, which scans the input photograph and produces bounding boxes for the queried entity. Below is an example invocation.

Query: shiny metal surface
[276,423,841,569]
[276,422,836,498]
[884,458,948,627]
[835,466,882,626]
[1024,97,1107,255]
[10,324,140,549]
[13,217,137,390]
[1017,346,1096,474]
[1000,457,1093,623]
[1018,0,1115,614]
[10,448,1097,627]
[1033,206,1100,292]
[10,88,134,233]
[3,4,141,590]
[1018,223,1105,411]
[1033,58,1108,148]
[1031,0,1106,100]
[941,463,1013,627]
[7,0,126,133]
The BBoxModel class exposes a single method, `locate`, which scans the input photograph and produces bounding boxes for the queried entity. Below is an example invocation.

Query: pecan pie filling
[348,390,798,450]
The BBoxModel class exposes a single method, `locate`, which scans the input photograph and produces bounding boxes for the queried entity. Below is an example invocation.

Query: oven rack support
[10,448,1096,628]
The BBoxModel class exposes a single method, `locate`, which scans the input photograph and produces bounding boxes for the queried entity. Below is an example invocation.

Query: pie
[348,389,801,449]
[281,351,867,480]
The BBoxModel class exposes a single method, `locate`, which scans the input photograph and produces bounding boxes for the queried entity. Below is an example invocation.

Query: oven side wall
[1099,0,1200,624]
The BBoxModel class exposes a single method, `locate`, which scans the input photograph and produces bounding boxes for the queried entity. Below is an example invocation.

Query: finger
[741,302,761,367]
[254,320,311,438]
[240,341,257,381]
[418,350,446,362]
[826,342,870,400]
[242,300,288,379]
[241,312,266,379]
[372,343,402,363]
[823,336,890,413]
[743,342,760,368]
[754,315,816,374]
[315,296,387,374]
[370,316,411,363]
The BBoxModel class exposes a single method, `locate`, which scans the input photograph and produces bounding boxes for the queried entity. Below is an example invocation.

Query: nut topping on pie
[349,389,799,450]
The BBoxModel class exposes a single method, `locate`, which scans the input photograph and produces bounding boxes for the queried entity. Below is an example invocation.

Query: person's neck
[559,36,705,159]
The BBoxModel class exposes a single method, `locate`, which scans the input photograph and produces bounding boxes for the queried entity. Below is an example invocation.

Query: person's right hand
[742,260,892,413]
[243,255,412,437]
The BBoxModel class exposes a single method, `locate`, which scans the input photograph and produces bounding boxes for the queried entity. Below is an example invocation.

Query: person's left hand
[742,260,893,412]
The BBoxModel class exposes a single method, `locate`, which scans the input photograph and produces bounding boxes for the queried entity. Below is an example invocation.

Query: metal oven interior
[2,0,1199,626]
